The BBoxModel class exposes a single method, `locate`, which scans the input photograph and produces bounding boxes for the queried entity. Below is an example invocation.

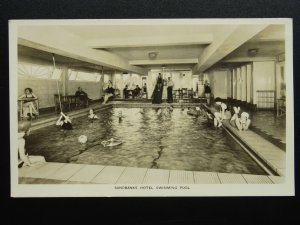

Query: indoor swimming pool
[26,107,267,175]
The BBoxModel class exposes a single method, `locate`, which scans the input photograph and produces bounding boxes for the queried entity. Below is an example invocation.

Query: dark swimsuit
[62,121,73,130]
[23,94,35,103]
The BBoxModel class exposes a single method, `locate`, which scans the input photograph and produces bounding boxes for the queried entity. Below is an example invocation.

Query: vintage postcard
[10,19,294,197]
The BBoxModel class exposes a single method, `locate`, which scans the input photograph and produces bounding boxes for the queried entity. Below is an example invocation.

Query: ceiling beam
[88,34,213,48]
[17,26,147,75]
[129,58,198,65]
[222,56,276,63]
[193,24,269,74]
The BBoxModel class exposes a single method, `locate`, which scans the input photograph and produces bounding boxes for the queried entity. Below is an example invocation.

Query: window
[51,68,62,80]
[68,69,101,82]
[18,63,54,79]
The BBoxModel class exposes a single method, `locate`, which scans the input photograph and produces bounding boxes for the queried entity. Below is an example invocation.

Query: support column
[61,66,68,96]
[99,66,104,99]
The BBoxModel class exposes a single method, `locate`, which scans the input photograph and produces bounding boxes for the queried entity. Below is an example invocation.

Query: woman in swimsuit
[103,80,115,104]
[18,88,39,119]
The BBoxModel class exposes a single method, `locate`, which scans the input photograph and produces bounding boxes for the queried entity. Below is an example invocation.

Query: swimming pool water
[26,107,266,175]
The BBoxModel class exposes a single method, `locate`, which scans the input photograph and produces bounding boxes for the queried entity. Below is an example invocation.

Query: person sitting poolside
[224,108,232,120]
[214,98,227,120]
[133,85,142,98]
[56,112,73,130]
[18,121,46,168]
[18,87,39,119]
[204,106,222,128]
[75,87,90,107]
[230,106,241,127]
[213,111,223,128]
[123,85,129,99]
[103,80,115,104]
[235,112,251,131]
[88,109,98,120]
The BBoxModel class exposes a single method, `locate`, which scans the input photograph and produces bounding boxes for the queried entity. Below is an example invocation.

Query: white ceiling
[104,45,206,60]
[63,24,223,41]
[18,23,286,73]
[222,25,285,62]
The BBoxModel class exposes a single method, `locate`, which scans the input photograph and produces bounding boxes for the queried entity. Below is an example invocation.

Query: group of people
[204,97,251,131]
[152,73,174,104]
[76,81,116,105]
[123,84,145,99]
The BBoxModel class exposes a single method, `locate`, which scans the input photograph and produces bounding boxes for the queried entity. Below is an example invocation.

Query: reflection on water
[26,108,266,175]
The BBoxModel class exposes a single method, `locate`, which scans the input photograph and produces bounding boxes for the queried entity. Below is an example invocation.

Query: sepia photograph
[9,19,294,197]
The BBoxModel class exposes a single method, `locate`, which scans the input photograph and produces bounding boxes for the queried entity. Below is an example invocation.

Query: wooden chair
[19,99,39,120]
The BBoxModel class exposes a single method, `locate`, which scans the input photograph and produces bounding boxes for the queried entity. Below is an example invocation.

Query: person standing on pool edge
[152,73,163,104]
[204,80,211,106]
[167,77,174,103]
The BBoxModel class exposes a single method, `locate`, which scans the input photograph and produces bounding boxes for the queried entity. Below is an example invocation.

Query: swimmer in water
[101,137,122,147]
[56,112,73,130]
[117,110,125,122]
[88,109,98,120]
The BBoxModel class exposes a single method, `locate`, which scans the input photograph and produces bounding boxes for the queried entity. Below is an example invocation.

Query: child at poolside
[214,98,227,120]
[18,121,46,167]
[213,112,223,128]
[56,112,73,130]
[88,109,98,120]
[224,108,232,120]
[230,106,241,127]
[235,112,251,131]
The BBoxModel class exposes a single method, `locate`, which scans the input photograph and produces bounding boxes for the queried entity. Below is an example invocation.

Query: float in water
[101,138,123,147]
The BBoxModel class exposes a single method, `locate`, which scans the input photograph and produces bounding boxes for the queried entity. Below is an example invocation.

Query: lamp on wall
[148,52,158,60]
[248,48,259,57]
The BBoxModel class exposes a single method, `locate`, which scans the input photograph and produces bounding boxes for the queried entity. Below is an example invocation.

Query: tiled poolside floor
[18,162,284,184]
[222,120,286,176]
